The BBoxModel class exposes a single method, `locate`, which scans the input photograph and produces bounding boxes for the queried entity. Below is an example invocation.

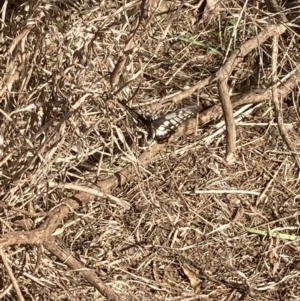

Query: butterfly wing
[117,101,203,143]
[151,105,203,143]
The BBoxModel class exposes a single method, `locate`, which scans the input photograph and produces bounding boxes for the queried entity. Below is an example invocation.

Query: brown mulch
[1,0,300,300]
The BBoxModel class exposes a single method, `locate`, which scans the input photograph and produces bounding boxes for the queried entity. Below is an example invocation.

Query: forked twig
[44,238,126,301]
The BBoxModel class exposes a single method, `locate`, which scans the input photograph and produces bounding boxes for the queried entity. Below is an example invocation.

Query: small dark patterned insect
[150,105,203,143]
[119,102,203,143]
